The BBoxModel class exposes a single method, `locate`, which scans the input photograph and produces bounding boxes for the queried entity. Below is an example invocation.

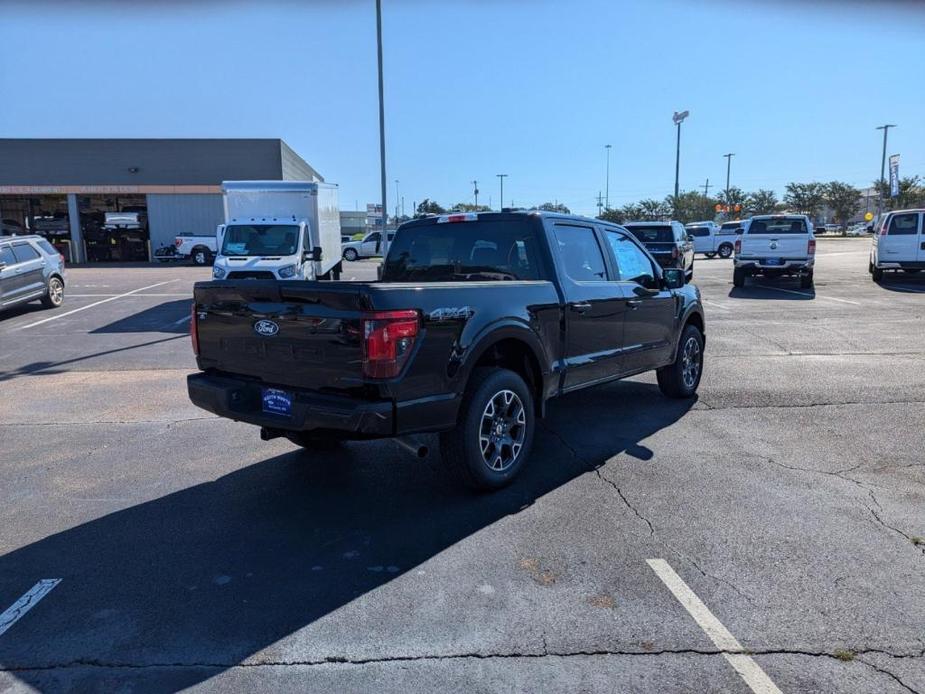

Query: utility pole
[702,178,711,198]
[605,144,612,209]
[723,153,735,205]
[472,180,479,208]
[596,191,604,217]
[497,174,508,209]
[375,0,389,256]
[876,124,896,218]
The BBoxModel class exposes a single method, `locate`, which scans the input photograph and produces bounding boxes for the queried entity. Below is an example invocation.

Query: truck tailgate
[741,234,809,258]
[193,280,373,390]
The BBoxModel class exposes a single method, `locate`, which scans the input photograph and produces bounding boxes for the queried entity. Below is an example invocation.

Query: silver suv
[0,235,66,312]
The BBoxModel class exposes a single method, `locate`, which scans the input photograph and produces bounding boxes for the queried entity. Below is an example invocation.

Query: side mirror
[662,267,685,289]
[866,225,874,234]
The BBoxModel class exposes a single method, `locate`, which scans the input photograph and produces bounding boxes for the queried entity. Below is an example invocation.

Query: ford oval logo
[253,319,279,337]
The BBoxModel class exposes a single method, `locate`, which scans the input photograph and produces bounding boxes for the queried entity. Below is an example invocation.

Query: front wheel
[657,323,704,399]
[439,367,535,491]
[41,276,64,308]
[718,243,733,259]
[343,248,358,262]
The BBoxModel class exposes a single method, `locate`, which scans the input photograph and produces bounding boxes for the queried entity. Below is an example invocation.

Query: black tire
[704,252,716,259]
[800,271,814,289]
[718,243,733,259]
[872,267,883,282]
[286,432,342,451]
[686,268,693,282]
[343,248,358,262]
[192,247,211,266]
[868,261,874,275]
[41,275,64,308]
[439,367,535,491]
[733,266,746,287]
[657,323,704,399]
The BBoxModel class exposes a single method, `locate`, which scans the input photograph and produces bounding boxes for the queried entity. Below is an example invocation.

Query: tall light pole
[394,179,400,222]
[672,111,689,200]
[497,174,508,209]
[376,0,389,255]
[604,144,612,210]
[876,124,896,218]
[472,180,479,208]
[723,153,735,206]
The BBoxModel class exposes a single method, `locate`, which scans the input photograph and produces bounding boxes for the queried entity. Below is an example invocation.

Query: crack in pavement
[538,423,756,605]
[693,397,925,412]
[855,655,921,694]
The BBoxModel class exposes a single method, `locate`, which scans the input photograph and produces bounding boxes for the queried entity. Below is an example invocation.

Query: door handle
[569,301,592,314]
[626,299,641,309]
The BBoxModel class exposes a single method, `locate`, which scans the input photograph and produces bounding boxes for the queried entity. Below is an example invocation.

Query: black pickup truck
[188,211,705,490]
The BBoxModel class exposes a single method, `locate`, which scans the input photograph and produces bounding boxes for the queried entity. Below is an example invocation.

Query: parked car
[622,221,694,280]
[0,235,66,312]
[733,214,816,288]
[175,232,218,266]
[685,221,736,259]
[869,208,925,282]
[1,218,27,236]
[188,210,705,490]
[341,231,396,261]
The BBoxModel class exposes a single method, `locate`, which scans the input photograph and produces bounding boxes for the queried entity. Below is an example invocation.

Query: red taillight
[175,238,183,247]
[808,238,816,255]
[361,310,419,378]
[734,239,742,254]
[190,303,199,356]
[879,222,889,236]
[58,253,65,265]
[672,246,679,259]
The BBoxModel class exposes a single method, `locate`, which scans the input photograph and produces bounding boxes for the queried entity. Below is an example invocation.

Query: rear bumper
[875,260,925,270]
[187,372,459,438]
[735,258,813,273]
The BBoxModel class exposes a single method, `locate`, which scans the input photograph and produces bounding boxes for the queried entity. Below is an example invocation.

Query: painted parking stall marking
[0,579,61,638]
[647,559,782,694]
[15,280,179,330]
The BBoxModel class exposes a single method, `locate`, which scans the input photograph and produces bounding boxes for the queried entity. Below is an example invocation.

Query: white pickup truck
[685,221,739,259]
[733,214,816,288]
[175,232,218,266]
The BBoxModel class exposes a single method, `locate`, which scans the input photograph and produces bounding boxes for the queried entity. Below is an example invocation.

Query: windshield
[220,224,300,256]
[382,219,547,282]
[624,225,674,243]
[747,218,807,234]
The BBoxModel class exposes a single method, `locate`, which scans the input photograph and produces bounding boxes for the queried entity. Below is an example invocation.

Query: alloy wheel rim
[50,280,63,304]
[681,336,701,388]
[479,389,526,472]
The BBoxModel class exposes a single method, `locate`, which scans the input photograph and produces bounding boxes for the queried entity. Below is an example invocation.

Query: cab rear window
[748,218,807,234]
[382,219,547,282]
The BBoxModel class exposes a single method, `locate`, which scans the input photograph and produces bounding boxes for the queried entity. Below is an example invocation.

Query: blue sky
[2,0,923,216]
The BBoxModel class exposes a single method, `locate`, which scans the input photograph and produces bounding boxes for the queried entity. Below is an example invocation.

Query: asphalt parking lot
[1,239,923,693]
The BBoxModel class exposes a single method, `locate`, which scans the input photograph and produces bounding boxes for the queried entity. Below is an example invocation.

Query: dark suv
[0,235,66,312]
[622,221,695,281]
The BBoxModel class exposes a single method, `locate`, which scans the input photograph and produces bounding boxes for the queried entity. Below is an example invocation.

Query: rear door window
[36,240,58,255]
[888,213,919,235]
[552,225,607,282]
[11,244,41,262]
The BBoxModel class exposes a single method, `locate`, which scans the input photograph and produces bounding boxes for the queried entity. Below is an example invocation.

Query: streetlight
[876,124,896,218]
[497,174,508,209]
[472,180,479,208]
[604,144,612,210]
[672,111,689,200]
[723,153,735,207]
[376,0,389,255]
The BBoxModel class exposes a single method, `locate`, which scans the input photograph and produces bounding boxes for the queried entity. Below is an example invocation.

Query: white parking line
[702,299,731,311]
[16,281,177,330]
[0,579,61,638]
[170,314,192,327]
[647,559,782,694]
[762,286,860,305]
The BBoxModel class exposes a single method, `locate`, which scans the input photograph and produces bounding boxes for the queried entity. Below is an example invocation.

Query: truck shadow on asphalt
[89,299,192,334]
[727,284,815,300]
[0,381,693,692]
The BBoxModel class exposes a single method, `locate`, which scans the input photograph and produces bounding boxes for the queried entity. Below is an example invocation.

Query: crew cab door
[602,230,676,373]
[550,223,626,390]
[0,245,22,305]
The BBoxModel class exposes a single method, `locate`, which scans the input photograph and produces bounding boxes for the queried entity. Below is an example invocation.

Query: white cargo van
[869,209,925,282]
[212,181,342,281]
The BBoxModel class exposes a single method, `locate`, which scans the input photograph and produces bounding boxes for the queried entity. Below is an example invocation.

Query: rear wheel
[800,271,814,289]
[41,276,64,308]
[439,367,534,491]
[718,243,733,259]
[733,266,746,287]
[192,247,212,266]
[872,267,883,282]
[657,323,704,399]
[343,248,358,262]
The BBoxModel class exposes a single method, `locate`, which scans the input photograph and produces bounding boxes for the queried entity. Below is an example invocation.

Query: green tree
[637,198,670,221]
[824,181,862,233]
[746,189,780,215]
[783,182,826,219]
[716,186,748,217]
[536,202,571,214]
[666,190,716,224]
[598,207,625,223]
[871,176,925,210]
[416,198,446,216]
[450,202,491,212]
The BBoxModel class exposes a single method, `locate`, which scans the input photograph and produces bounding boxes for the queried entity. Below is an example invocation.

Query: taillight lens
[175,238,183,247]
[362,310,419,378]
[879,222,889,236]
[672,246,679,259]
[58,253,65,265]
[734,239,741,254]
[808,239,816,255]
[191,303,200,356]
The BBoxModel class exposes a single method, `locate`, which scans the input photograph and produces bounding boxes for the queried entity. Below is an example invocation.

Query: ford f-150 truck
[733,214,816,288]
[187,211,705,490]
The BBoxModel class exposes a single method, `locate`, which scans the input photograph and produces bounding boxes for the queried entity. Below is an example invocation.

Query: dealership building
[0,139,323,263]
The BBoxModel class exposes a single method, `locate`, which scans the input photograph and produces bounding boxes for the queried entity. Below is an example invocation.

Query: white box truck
[211,181,342,281]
